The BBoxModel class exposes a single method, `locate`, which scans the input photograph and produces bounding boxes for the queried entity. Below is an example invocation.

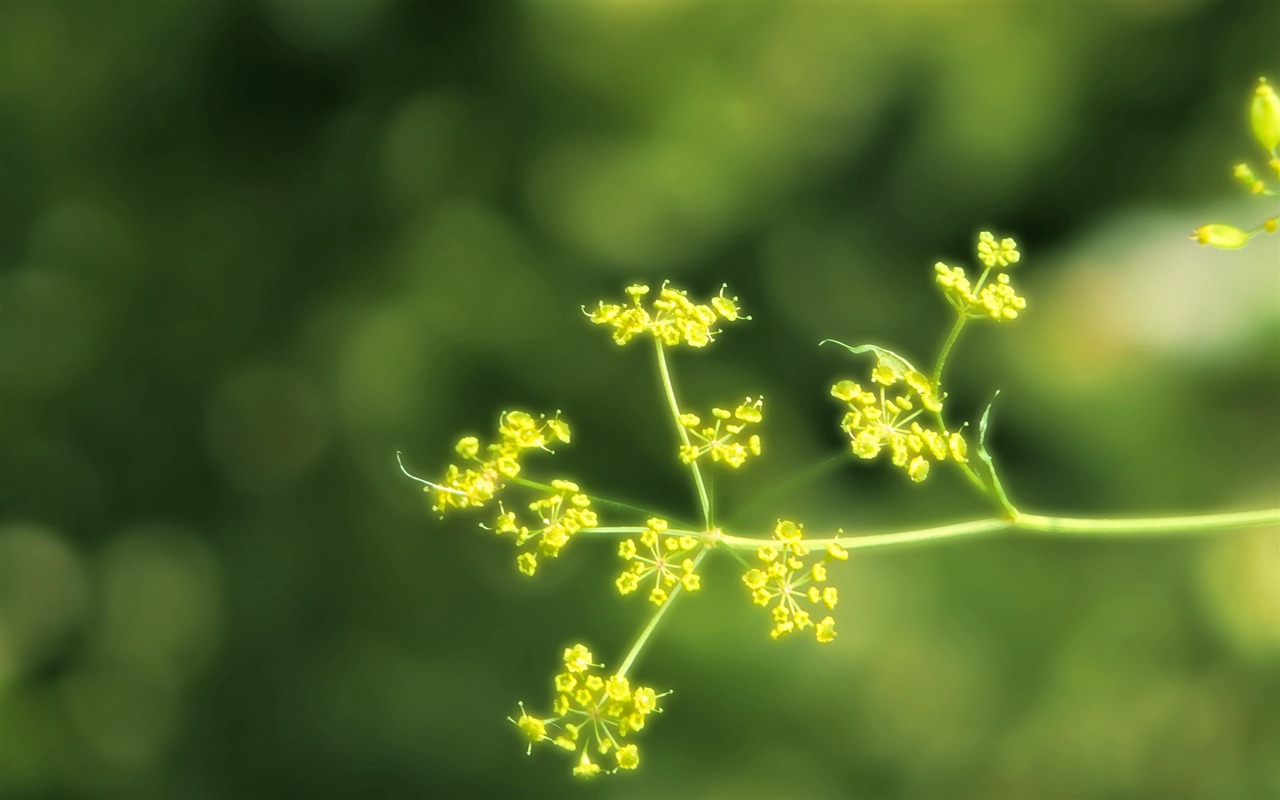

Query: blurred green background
[2,1,1278,798]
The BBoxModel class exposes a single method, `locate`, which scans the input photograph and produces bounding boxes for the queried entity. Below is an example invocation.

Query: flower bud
[1251,78,1280,153]
[1232,162,1263,193]
[1191,224,1250,249]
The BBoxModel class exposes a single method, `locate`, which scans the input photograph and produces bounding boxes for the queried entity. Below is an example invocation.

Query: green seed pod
[1251,78,1280,153]
[1192,224,1251,249]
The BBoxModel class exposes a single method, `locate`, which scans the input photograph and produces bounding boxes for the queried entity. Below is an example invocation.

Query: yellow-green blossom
[616,518,703,604]
[428,410,572,515]
[493,479,599,576]
[513,643,666,777]
[584,282,748,348]
[741,520,841,642]
[935,232,1026,322]
[677,396,764,469]
[976,231,1020,268]
[831,359,966,483]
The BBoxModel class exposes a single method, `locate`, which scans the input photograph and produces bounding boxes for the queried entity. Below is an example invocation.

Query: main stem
[653,339,713,528]
[1013,508,1280,535]
[714,507,1280,550]
[616,548,711,679]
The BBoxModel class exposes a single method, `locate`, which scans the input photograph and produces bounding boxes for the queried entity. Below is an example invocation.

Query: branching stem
[653,339,713,528]
[576,508,1280,551]
[615,547,711,679]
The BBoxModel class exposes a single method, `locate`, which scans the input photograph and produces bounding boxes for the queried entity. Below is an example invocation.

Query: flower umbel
[935,231,1026,322]
[427,410,571,515]
[831,358,966,483]
[513,644,666,777]
[741,520,843,642]
[492,479,599,576]
[976,231,1021,268]
[584,282,748,348]
[677,396,764,469]
[615,518,704,605]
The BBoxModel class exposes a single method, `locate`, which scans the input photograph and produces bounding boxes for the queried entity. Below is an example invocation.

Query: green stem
[719,518,1007,550]
[949,444,990,493]
[713,508,1279,551]
[932,316,968,390]
[616,547,711,678]
[653,339,713,529]
[1013,508,1280,535]
[930,303,997,496]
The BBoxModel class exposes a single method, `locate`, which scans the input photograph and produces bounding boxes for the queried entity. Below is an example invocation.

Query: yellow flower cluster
[677,397,763,468]
[741,520,843,642]
[934,232,1026,322]
[1194,78,1280,249]
[431,410,570,514]
[832,358,967,483]
[584,282,747,347]
[615,518,702,605]
[512,644,665,778]
[492,480,598,576]
[976,231,1021,268]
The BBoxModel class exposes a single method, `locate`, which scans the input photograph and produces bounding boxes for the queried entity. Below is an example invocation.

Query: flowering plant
[398,79,1280,778]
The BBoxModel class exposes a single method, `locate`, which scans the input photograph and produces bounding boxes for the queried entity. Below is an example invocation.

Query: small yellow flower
[510,703,552,754]
[606,675,630,701]
[815,616,837,643]
[615,744,640,770]
[711,285,749,322]
[517,553,537,576]
[573,751,602,777]
[564,644,595,673]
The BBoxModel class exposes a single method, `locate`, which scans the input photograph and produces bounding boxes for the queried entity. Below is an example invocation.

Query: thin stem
[929,310,995,496]
[719,518,1009,550]
[711,507,1279,552]
[653,339,713,528]
[932,316,968,390]
[1014,508,1280,535]
[948,443,991,493]
[616,547,711,678]
[983,459,1017,518]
